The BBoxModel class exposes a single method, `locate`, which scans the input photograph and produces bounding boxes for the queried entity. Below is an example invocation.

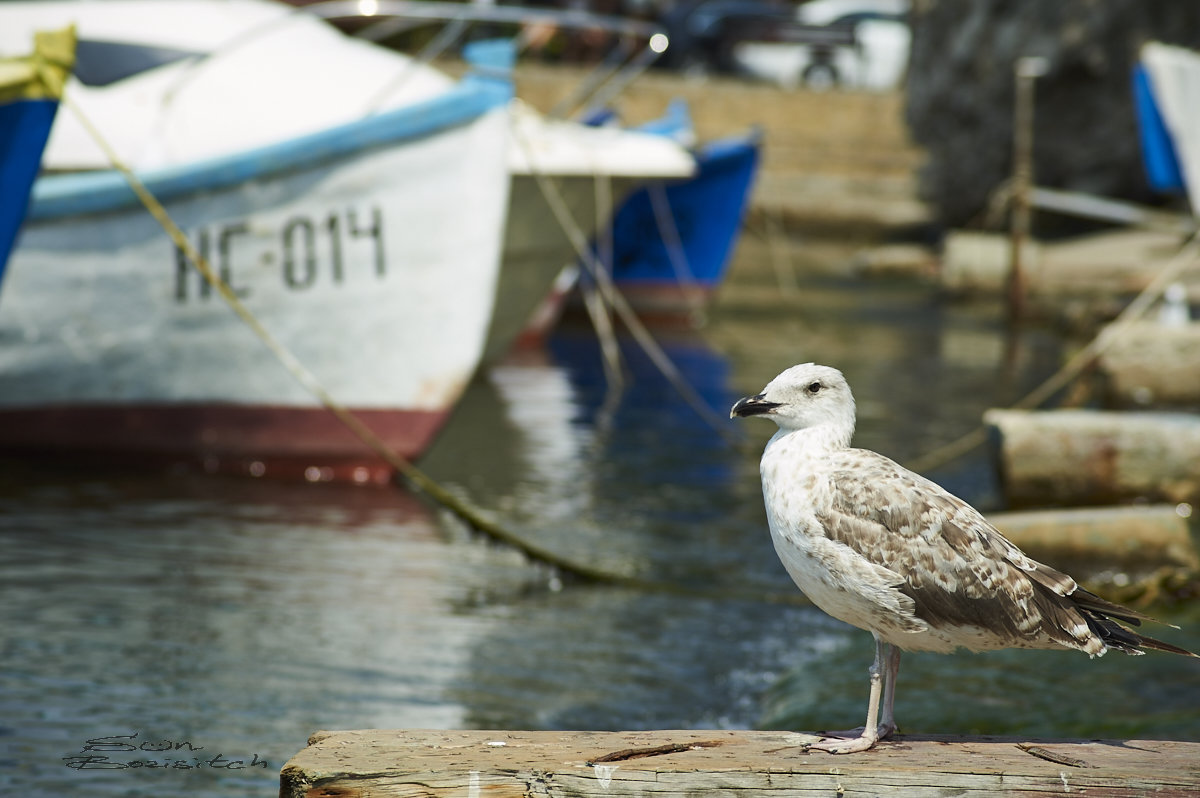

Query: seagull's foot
[807,731,879,755]
[808,722,896,754]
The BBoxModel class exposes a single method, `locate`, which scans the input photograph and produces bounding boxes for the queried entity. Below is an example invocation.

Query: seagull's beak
[730,393,782,419]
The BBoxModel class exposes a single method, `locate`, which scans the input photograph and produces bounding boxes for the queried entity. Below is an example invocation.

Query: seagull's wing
[818,448,1105,653]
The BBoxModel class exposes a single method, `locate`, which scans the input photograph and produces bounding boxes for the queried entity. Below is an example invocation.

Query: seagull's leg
[876,644,901,740]
[810,637,885,754]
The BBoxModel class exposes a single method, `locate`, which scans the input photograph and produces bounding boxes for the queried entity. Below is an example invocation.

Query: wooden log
[279,729,1200,798]
[985,408,1200,507]
[1097,321,1200,407]
[989,504,1199,571]
[939,230,1200,329]
[941,229,1198,298]
[940,230,1042,296]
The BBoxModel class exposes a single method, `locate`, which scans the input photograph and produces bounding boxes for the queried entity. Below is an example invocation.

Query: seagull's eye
[807,382,822,394]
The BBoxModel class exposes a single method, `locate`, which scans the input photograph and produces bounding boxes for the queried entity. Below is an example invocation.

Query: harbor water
[3,254,1199,797]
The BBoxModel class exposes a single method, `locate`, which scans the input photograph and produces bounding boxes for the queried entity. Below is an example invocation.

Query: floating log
[1097,321,1200,407]
[989,504,1198,571]
[279,729,1200,798]
[939,229,1200,327]
[985,408,1200,507]
[940,230,1041,295]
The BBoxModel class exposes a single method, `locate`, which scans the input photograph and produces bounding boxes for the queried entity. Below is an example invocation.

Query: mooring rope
[507,115,740,444]
[646,181,707,325]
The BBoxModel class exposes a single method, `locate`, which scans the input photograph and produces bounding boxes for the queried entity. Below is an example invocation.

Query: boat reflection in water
[428,320,745,578]
[0,462,544,797]
[425,324,833,731]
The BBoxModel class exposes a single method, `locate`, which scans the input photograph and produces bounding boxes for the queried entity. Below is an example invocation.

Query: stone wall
[906,0,1200,228]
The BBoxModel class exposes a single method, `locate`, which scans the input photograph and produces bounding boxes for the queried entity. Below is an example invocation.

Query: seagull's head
[730,363,856,440]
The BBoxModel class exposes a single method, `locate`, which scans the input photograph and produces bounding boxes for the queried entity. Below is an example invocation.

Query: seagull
[731,362,1198,754]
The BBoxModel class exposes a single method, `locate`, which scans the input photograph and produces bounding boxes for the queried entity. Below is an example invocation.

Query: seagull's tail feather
[1093,617,1200,657]
[1130,632,1200,658]
[1069,587,1161,627]
[1073,590,1199,657]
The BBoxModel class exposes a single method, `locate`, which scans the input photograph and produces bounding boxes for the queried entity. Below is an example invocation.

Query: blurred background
[2,1,1199,795]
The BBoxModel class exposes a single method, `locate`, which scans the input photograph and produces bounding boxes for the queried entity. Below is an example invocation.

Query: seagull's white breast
[760,431,928,642]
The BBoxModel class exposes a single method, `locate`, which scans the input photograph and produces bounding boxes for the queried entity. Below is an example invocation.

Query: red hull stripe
[0,403,448,482]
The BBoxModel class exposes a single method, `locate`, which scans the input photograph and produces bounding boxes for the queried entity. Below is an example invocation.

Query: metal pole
[1008,56,1049,322]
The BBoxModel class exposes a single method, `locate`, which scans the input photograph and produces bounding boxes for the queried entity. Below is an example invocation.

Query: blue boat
[584,99,762,319]
[0,27,74,280]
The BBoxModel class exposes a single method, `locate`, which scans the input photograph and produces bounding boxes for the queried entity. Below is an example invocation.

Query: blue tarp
[1133,63,1186,195]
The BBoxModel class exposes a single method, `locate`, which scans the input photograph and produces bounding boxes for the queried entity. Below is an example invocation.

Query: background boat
[0,0,515,482]
[604,100,761,320]
[571,99,761,322]
[293,1,699,361]
[1135,41,1200,211]
[492,98,695,357]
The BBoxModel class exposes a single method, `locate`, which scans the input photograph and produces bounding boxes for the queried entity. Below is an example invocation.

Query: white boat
[322,2,695,359]
[0,0,514,482]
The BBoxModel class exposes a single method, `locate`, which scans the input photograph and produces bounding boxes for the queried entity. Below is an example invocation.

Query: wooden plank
[279,729,1200,798]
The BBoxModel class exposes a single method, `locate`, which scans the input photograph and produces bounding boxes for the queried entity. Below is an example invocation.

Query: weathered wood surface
[985,408,1200,507]
[279,729,1200,798]
[1097,322,1200,407]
